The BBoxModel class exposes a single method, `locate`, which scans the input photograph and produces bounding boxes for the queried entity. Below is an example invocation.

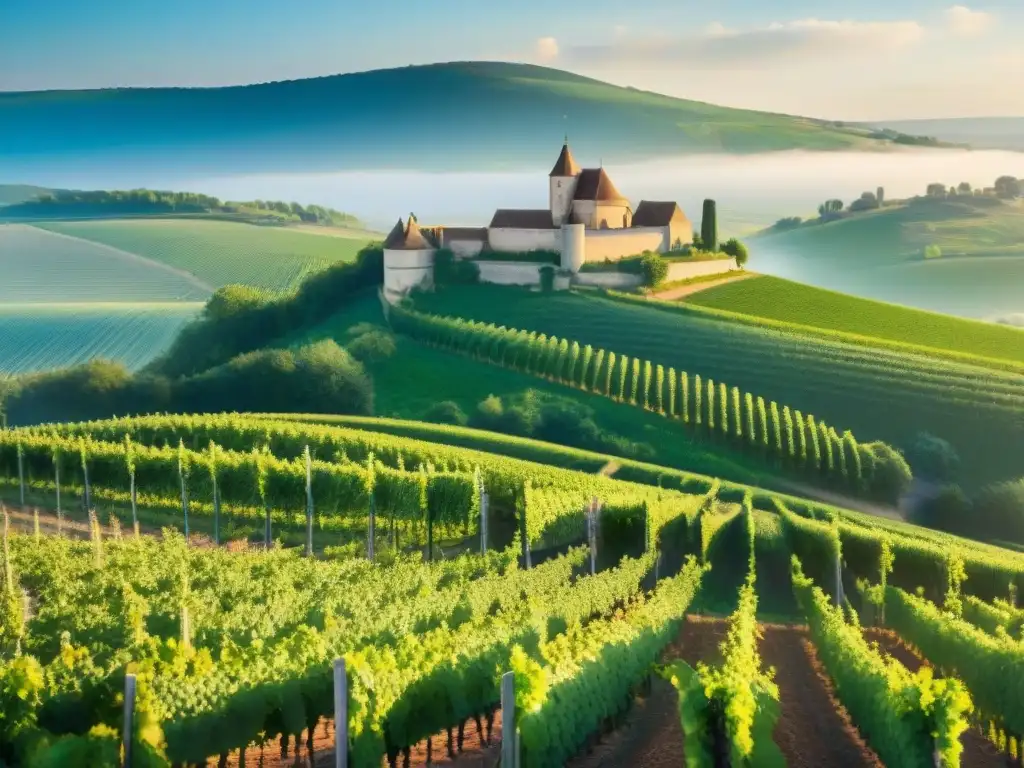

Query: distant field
[0,223,211,302]
[33,219,374,294]
[0,303,202,376]
[684,274,1024,366]
[753,197,1024,319]
[413,286,1024,491]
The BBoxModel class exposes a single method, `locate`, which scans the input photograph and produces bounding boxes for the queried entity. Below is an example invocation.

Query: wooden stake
[122,673,136,768]
[334,658,348,768]
[305,447,313,557]
[501,672,517,768]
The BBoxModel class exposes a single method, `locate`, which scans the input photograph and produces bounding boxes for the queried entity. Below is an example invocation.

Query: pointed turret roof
[549,142,581,177]
[383,215,433,250]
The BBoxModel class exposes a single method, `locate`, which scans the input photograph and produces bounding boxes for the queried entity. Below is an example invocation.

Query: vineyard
[0,304,203,376]
[33,220,374,296]
[409,285,1024,490]
[1,414,1024,766]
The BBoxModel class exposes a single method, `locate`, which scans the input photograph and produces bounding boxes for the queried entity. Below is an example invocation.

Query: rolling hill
[0,184,59,206]
[868,117,1024,152]
[411,285,1024,492]
[752,196,1024,320]
[0,62,917,179]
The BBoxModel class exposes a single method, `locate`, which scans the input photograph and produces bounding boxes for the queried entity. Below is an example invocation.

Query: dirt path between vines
[648,272,754,301]
[864,628,1006,768]
[569,617,883,768]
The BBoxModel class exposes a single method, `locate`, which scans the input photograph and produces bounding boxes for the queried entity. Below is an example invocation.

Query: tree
[818,199,843,217]
[848,191,879,212]
[994,176,1021,199]
[923,244,942,260]
[720,238,749,267]
[701,199,719,252]
[926,183,947,198]
[957,181,972,195]
[915,485,972,535]
[973,478,1024,544]
[876,187,885,206]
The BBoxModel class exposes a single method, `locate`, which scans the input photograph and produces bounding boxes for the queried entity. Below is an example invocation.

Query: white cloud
[534,37,559,62]
[944,6,994,37]
[563,18,924,69]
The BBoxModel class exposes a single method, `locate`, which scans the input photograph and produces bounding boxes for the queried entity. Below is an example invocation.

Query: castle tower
[549,139,581,227]
[382,215,437,301]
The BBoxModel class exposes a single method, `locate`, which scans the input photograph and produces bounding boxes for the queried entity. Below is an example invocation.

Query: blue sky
[2,0,1021,119]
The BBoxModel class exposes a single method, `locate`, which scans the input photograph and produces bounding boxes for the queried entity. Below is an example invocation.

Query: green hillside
[683,274,1024,367]
[412,285,1024,492]
[0,62,925,179]
[279,293,776,489]
[753,196,1024,319]
[33,219,376,295]
[0,184,57,206]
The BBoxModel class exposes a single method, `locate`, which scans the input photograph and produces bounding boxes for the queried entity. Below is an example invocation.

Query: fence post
[179,463,189,542]
[17,444,24,508]
[55,461,62,536]
[835,552,844,607]
[368,495,376,562]
[480,483,489,556]
[129,469,138,534]
[501,671,517,768]
[82,449,92,514]
[334,658,348,768]
[212,481,220,547]
[122,673,136,768]
[305,447,314,557]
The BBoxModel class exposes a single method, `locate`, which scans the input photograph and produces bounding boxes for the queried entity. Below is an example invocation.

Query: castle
[383,141,696,300]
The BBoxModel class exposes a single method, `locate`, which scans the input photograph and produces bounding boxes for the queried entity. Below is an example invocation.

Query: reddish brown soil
[759,624,883,768]
[864,628,1007,768]
[221,710,503,767]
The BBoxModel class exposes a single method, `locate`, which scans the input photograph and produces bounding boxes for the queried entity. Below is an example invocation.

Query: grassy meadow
[412,285,1024,491]
[34,218,374,294]
[683,274,1024,367]
[0,302,202,376]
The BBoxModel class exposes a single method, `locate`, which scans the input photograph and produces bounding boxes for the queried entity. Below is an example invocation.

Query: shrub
[923,244,943,259]
[973,478,1024,544]
[639,252,668,287]
[862,442,913,504]
[905,432,960,482]
[433,248,481,286]
[423,400,469,426]
[772,217,802,231]
[346,329,396,365]
[539,265,555,293]
[914,485,972,535]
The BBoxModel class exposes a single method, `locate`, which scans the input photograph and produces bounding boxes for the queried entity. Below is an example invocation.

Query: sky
[2,0,1022,120]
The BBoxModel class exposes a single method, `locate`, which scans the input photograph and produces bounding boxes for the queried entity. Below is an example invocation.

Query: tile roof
[549,143,581,177]
[632,201,689,228]
[573,168,628,204]
[489,209,555,229]
[442,227,489,243]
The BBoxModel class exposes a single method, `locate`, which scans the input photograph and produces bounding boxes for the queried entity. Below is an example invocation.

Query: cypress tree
[549,337,566,379]
[667,367,677,418]
[591,349,605,391]
[694,375,703,426]
[831,428,847,482]
[770,401,783,454]
[656,365,665,414]
[783,406,796,459]
[630,358,641,405]
[529,333,547,374]
[642,360,653,409]
[617,355,629,401]
[567,341,581,384]
[744,392,756,445]
[731,387,742,440]
[604,351,616,396]
[681,372,690,424]
[843,431,863,490]
[701,199,719,252]
[580,345,593,389]
[757,397,769,449]
[706,379,716,432]
[807,415,822,471]
[719,382,729,437]
[795,410,808,464]
[819,421,834,475]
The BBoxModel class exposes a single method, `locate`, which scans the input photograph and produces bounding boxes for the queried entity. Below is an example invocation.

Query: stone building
[383,141,695,299]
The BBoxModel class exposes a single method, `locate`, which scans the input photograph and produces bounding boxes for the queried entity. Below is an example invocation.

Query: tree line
[389,305,912,503]
[2,188,361,226]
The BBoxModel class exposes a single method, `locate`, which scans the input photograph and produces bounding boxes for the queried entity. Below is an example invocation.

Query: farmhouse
[383,141,723,299]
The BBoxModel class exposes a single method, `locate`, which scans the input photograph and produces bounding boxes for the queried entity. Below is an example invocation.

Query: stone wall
[665,258,738,281]
[583,227,667,262]
[488,227,560,253]
[475,261,546,286]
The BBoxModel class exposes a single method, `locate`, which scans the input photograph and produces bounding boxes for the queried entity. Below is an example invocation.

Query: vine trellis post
[368,494,376,562]
[333,658,348,768]
[122,673,136,768]
[16,442,24,509]
[304,446,314,557]
[54,456,62,537]
[501,671,520,768]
